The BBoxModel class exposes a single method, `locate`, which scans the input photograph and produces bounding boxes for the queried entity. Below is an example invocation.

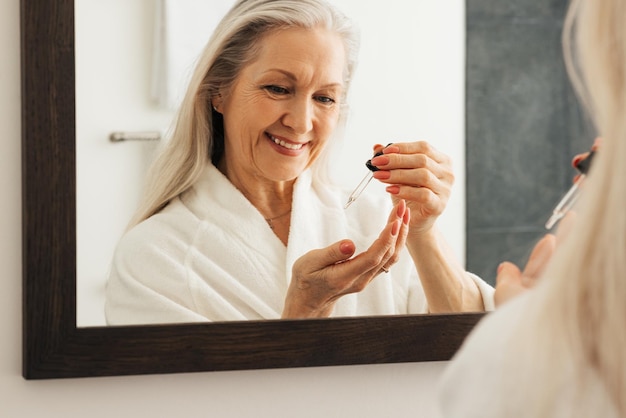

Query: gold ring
[381,266,389,273]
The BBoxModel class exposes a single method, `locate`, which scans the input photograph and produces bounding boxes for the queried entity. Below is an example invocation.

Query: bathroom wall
[3,0,447,416]
[465,0,595,282]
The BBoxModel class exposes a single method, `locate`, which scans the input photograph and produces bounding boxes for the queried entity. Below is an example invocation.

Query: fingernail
[373,171,391,180]
[497,263,504,274]
[370,155,389,166]
[396,200,405,217]
[340,242,353,254]
[383,145,400,154]
[391,220,400,236]
[403,209,410,225]
[386,185,400,195]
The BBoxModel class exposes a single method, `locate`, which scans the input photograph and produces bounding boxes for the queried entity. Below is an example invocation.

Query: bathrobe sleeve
[105,206,210,325]
[105,164,292,325]
[105,195,290,325]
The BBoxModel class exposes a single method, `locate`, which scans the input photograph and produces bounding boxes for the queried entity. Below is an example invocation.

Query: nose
[281,97,314,135]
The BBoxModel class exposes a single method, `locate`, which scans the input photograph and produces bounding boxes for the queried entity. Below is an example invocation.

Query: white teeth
[270,135,304,150]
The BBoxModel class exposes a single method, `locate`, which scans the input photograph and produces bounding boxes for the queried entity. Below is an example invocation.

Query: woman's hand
[282,200,410,319]
[369,142,453,236]
[369,142,484,313]
[494,234,557,307]
[494,209,577,306]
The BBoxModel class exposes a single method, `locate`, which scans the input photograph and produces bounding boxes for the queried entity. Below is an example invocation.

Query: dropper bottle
[545,149,595,229]
[344,144,392,209]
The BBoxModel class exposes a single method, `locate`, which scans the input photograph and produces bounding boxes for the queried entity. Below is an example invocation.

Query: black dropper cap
[575,150,595,174]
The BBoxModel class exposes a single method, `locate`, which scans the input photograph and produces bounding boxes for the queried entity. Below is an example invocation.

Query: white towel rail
[109,131,161,142]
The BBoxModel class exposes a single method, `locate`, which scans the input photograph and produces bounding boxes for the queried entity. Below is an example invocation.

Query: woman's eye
[315,95,336,105]
[264,85,289,95]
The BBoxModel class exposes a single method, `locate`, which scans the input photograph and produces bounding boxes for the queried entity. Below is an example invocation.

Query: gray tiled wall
[465,0,595,284]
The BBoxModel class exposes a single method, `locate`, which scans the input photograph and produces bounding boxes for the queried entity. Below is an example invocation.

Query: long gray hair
[129,0,360,227]
[500,0,626,416]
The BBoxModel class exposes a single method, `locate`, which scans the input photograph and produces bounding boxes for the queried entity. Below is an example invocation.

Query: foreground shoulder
[454,292,529,357]
[437,293,533,416]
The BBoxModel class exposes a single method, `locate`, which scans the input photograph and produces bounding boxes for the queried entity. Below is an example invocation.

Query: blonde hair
[129,0,359,227]
[509,0,626,415]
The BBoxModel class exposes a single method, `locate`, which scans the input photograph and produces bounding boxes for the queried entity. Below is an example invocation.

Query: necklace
[264,209,292,230]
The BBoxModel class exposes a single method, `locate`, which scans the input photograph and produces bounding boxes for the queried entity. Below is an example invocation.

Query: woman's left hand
[494,205,576,307]
[283,200,410,318]
[369,141,453,236]
[494,234,556,307]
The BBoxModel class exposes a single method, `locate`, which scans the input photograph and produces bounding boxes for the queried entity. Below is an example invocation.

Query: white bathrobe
[438,291,619,417]
[105,163,494,325]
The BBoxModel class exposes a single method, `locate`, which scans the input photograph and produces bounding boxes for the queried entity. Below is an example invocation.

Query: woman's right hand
[572,137,602,181]
[282,200,410,318]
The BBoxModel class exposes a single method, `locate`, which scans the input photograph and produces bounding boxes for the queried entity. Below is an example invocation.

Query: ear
[211,95,223,114]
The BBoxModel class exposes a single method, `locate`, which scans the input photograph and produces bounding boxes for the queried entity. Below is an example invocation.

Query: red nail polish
[373,171,391,180]
[340,242,353,254]
[396,199,406,218]
[370,155,389,166]
[386,185,400,195]
[383,145,400,154]
[391,220,400,236]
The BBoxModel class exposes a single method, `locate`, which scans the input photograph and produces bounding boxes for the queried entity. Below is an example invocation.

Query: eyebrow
[261,68,344,89]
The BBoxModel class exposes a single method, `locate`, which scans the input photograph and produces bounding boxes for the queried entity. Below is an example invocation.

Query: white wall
[1,0,450,415]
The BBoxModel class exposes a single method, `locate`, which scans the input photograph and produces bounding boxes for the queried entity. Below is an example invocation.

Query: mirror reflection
[76,0,478,326]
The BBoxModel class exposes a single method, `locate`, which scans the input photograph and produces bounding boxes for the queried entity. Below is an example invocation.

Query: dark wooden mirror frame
[21,0,485,379]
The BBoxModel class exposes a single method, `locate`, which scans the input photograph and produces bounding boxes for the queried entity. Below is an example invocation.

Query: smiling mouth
[268,134,306,150]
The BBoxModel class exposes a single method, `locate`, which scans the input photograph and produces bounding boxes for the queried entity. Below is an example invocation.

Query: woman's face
[216,26,346,185]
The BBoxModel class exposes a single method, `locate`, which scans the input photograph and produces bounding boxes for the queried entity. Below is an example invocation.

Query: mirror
[22,0,484,379]
[74,0,468,326]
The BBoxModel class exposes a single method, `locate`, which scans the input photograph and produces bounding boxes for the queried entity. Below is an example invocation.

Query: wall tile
[465,1,595,279]
[467,0,568,20]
